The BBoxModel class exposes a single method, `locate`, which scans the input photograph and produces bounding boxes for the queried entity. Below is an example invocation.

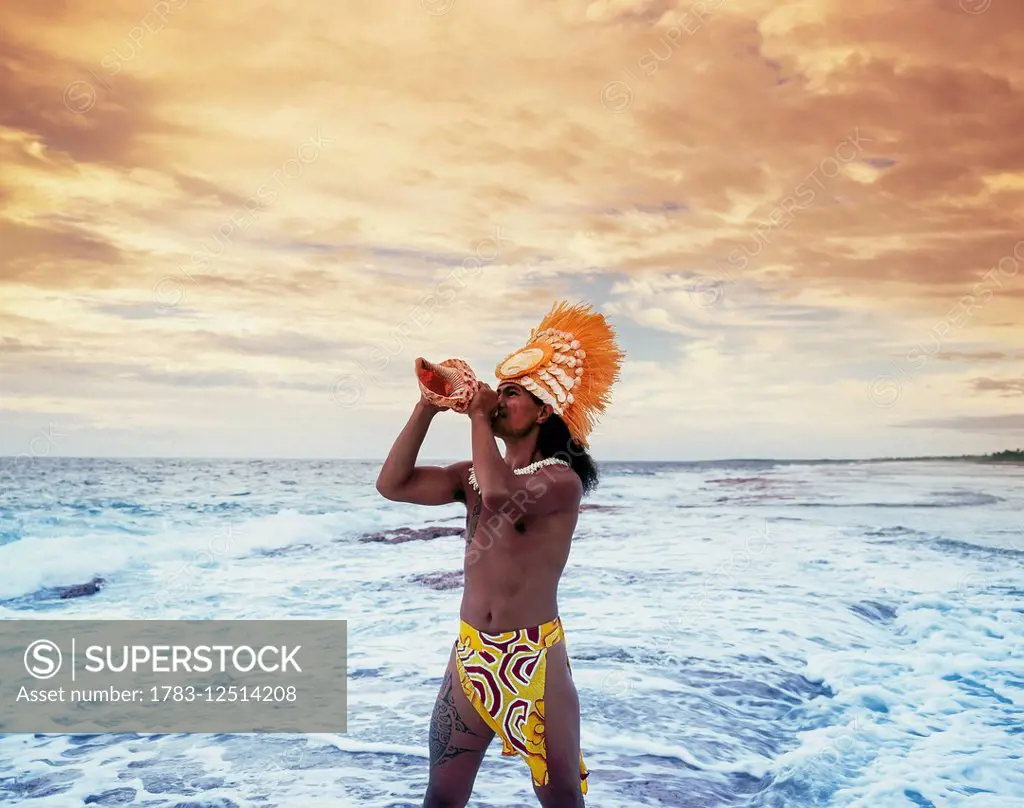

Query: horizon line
[1,453,1019,464]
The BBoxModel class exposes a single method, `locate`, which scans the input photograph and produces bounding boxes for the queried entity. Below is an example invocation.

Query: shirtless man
[375,301,623,807]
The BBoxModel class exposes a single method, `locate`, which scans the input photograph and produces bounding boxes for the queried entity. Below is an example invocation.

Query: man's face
[493,382,549,439]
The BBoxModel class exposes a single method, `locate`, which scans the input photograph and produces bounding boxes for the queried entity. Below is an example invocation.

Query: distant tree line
[984,449,1024,461]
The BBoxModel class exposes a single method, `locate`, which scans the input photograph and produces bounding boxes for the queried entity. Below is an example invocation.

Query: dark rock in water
[708,476,770,485]
[410,570,464,590]
[60,576,106,599]
[934,537,1024,561]
[85,787,137,805]
[580,503,622,512]
[849,600,898,624]
[256,543,315,558]
[865,525,919,538]
[359,526,463,544]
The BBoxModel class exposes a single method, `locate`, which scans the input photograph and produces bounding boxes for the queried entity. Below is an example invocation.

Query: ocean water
[0,457,1022,807]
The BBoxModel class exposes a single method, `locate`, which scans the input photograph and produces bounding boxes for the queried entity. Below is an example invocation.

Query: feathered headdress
[494,301,624,447]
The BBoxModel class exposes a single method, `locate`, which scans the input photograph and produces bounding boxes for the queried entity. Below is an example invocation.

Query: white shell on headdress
[493,300,623,450]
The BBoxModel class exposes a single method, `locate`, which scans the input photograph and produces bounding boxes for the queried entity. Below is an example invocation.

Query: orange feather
[517,300,625,447]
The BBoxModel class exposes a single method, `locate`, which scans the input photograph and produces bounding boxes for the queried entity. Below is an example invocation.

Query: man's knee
[422,784,470,808]
[535,782,584,808]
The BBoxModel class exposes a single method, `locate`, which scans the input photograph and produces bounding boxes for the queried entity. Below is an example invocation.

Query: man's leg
[423,645,495,808]
[533,641,586,808]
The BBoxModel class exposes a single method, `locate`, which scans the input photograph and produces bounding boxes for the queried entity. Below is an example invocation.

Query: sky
[1,0,1023,462]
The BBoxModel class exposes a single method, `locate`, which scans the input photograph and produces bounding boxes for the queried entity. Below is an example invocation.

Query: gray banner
[0,620,347,732]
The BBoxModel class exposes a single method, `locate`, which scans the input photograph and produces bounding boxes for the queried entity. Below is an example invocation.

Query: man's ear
[536,403,553,424]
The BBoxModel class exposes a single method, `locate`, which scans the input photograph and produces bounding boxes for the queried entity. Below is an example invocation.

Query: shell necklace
[467,457,569,493]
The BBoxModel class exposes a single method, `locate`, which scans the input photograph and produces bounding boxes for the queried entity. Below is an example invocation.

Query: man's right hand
[466,383,499,420]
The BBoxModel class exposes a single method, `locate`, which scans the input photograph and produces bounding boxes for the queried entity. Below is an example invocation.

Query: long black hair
[534,408,600,496]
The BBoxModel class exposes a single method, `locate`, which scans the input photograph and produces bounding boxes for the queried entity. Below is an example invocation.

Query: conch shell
[415,357,481,413]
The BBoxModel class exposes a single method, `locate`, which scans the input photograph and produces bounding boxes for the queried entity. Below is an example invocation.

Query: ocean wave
[2,458,1022,805]
[930,537,1024,560]
[0,507,414,602]
[792,494,1004,508]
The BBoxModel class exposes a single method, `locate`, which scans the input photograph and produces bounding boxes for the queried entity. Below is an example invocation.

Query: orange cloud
[1,0,1022,457]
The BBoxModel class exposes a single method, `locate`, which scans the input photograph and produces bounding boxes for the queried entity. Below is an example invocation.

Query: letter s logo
[25,640,63,679]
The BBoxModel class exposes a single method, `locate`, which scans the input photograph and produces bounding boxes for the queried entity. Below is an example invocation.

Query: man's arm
[468,409,581,516]
[376,400,469,506]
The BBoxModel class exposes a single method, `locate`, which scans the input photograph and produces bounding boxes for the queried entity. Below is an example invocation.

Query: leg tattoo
[429,669,486,767]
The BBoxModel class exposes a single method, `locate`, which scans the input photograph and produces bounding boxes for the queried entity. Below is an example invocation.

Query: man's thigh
[534,641,586,804]
[424,646,495,803]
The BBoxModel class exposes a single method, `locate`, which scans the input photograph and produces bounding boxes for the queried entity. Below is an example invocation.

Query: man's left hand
[467,383,499,420]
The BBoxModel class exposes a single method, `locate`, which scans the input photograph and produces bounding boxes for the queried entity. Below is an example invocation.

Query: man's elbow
[375,478,399,501]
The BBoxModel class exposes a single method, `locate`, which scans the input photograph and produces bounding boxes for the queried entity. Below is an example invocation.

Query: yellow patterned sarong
[454,616,589,795]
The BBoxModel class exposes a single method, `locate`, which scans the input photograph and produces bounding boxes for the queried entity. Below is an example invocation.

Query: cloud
[1,0,1022,458]
[189,330,361,361]
[0,337,54,355]
[4,0,1024,304]
[0,220,127,287]
[969,377,1024,396]
[936,351,1017,362]
[900,414,1024,432]
[0,28,176,169]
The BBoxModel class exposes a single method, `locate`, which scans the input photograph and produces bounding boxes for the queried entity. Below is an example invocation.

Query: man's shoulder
[538,462,583,499]
[544,461,579,480]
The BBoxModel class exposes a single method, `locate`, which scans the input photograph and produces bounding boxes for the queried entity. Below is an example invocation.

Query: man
[375,301,624,808]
